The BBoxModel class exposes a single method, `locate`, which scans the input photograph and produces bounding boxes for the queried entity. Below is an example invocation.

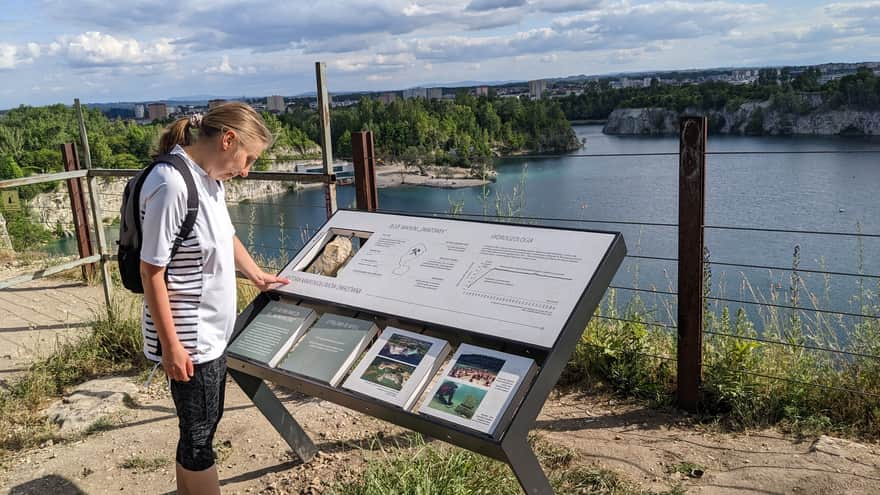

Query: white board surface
[274,210,616,348]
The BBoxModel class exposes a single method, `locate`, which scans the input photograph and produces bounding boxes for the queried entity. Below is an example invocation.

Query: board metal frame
[228,210,626,494]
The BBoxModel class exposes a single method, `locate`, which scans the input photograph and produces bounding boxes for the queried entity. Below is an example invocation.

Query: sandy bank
[374,163,493,189]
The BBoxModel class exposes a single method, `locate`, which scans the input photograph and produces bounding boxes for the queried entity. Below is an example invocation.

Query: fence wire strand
[708,260,880,280]
[703,329,880,360]
[705,296,880,320]
[705,224,880,239]
[703,366,880,399]
[593,315,678,330]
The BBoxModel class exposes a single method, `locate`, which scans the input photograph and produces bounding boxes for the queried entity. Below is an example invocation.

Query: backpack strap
[158,154,199,263]
[140,153,200,358]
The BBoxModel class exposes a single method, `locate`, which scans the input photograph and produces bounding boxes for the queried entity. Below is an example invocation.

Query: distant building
[147,103,167,121]
[267,95,285,113]
[475,86,489,97]
[377,92,397,104]
[133,104,145,119]
[403,87,427,100]
[528,79,547,100]
[427,87,443,100]
[208,99,227,109]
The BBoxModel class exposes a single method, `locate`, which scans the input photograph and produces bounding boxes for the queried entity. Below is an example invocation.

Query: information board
[274,210,616,348]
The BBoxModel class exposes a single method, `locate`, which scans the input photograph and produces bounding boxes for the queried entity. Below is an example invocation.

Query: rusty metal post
[60,143,95,279]
[352,131,378,211]
[75,98,113,308]
[677,116,707,412]
[315,62,338,218]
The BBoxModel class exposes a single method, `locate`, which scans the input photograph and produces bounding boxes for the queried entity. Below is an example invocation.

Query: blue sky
[0,0,878,107]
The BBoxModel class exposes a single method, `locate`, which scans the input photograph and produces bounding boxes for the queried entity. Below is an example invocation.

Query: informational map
[274,210,618,348]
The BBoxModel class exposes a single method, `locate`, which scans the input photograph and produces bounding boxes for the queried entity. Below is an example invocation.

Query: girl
[140,102,289,495]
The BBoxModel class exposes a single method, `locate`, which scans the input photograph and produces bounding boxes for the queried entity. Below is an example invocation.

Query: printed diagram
[456,260,572,313]
[392,243,427,275]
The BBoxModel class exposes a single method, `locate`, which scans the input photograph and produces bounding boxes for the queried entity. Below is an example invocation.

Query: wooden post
[315,62,338,218]
[352,131,378,211]
[75,98,113,309]
[677,116,707,412]
[60,143,95,280]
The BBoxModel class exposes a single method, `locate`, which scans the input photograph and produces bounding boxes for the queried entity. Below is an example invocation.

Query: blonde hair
[156,102,274,156]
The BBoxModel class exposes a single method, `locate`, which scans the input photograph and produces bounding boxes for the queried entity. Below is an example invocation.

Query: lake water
[49,125,880,328]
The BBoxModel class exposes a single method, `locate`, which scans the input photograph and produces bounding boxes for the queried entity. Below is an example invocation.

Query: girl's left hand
[252,271,290,292]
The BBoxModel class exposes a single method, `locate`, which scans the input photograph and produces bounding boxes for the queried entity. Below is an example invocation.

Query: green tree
[0,154,23,180]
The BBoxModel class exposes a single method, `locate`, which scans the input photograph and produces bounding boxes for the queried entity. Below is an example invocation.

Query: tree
[0,154,23,180]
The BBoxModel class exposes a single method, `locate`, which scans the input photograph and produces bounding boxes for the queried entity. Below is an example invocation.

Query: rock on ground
[44,377,139,436]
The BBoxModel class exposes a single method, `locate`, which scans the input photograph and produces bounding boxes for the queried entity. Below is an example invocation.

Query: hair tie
[189,113,203,129]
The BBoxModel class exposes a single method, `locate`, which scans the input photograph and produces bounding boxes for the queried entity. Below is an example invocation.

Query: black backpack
[117,154,199,294]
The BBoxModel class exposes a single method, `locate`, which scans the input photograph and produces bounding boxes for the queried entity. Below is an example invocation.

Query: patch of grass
[333,434,680,495]
[667,461,705,478]
[0,296,147,456]
[119,455,170,472]
[214,439,233,464]
[565,247,880,440]
[83,416,117,436]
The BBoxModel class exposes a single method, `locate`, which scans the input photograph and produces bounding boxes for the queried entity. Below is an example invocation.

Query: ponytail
[155,102,272,158]
[157,118,195,156]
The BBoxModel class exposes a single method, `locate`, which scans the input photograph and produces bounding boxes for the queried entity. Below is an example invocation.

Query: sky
[0,0,878,108]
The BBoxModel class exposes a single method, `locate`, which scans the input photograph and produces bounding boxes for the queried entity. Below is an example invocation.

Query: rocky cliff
[26,160,323,236]
[0,213,12,252]
[603,104,880,136]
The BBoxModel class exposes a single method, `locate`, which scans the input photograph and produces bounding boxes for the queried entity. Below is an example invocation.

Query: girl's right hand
[163,343,195,382]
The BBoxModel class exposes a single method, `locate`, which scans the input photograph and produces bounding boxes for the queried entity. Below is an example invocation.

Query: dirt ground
[1,276,880,494]
[1,377,879,494]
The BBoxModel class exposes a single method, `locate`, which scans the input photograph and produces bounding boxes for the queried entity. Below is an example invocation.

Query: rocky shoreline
[374,163,494,189]
[603,105,880,136]
[19,160,495,237]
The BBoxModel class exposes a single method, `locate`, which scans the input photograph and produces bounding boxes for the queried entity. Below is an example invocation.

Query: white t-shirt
[139,145,237,364]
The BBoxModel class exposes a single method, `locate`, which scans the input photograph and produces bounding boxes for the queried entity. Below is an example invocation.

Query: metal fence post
[60,143,95,280]
[315,62,338,218]
[75,98,113,309]
[677,115,707,411]
[352,131,378,211]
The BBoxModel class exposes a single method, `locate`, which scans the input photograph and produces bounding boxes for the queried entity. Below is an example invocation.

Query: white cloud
[50,31,177,67]
[204,55,256,75]
[332,52,417,74]
[0,42,41,70]
[0,44,17,69]
[554,1,764,40]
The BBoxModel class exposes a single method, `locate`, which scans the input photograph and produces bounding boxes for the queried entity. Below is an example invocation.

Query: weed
[667,461,705,478]
[119,455,170,472]
[0,296,146,456]
[333,434,680,495]
[83,416,117,436]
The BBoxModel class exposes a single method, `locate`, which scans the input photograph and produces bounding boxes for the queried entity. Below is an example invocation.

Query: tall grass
[0,297,146,455]
[568,244,880,438]
[333,434,682,495]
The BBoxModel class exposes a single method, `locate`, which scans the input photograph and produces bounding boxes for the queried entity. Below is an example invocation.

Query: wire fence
[3,144,880,402]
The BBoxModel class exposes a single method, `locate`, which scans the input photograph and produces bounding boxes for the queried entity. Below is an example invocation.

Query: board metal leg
[229,369,318,463]
[503,436,554,495]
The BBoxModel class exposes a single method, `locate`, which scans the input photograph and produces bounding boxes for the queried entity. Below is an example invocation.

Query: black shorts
[169,355,227,471]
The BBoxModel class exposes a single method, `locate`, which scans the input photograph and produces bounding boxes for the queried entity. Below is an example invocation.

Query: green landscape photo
[428,380,487,420]
[361,356,415,391]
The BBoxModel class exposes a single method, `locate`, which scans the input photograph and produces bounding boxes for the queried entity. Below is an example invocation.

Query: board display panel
[274,210,617,349]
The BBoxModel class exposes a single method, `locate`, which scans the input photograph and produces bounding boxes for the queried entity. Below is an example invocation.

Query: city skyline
[1,1,879,108]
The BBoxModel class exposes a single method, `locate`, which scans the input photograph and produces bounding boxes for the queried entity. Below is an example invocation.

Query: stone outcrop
[602,108,680,135]
[604,103,880,136]
[44,377,139,436]
[24,160,323,236]
[0,212,13,253]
